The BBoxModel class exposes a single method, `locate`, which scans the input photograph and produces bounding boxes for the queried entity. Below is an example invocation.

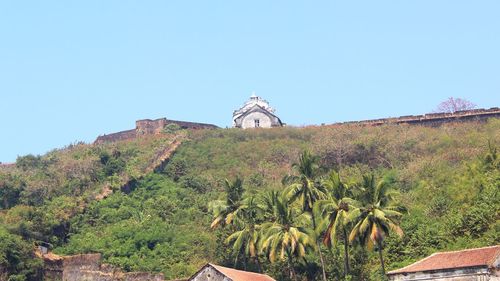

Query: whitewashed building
[233,94,283,129]
[388,246,500,281]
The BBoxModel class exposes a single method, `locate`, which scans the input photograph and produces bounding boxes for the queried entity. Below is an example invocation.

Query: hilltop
[0,117,499,280]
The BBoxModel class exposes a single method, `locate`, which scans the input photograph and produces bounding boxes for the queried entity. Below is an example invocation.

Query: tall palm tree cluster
[209,151,405,281]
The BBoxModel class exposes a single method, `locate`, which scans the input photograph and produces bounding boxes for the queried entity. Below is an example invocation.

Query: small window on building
[254,119,260,127]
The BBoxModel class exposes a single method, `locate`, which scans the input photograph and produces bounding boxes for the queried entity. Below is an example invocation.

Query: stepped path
[95,134,185,201]
[146,137,184,174]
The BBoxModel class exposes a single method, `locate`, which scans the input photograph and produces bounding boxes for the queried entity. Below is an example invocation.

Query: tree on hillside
[225,195,265,272]
[261,190,280,218]
[0,226,43,280]
[260,195,315,281]
[210,178,265,270]
[209,177,245,229]
[483,141,500,170]
[284,151,328,281]
[0,174,23,209]
[348,174,404,277]
[434,97,476,113]
[315,171,358,277]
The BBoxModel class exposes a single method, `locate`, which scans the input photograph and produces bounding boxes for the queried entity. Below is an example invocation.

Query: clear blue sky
[1,1,499,162]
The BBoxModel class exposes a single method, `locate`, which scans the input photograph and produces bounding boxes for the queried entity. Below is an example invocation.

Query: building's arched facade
[233,94,283,129]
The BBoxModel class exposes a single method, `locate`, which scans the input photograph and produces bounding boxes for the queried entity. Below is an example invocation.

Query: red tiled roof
[388,245,500,275]
[210,264,276,281]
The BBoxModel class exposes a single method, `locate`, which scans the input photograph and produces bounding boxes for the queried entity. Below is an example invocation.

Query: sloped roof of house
[189,263,275,281]
[233,95,275,117]
[388,245,500,275]
[211,264,276,281]
[234,104,282,123]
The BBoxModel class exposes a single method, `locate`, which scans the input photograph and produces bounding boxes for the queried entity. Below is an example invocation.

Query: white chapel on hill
[232,94,283,129]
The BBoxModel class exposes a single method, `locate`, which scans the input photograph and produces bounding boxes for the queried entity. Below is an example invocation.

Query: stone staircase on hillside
[95,135,185,201]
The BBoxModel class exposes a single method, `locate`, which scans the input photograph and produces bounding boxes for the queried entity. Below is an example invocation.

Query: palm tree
[225,195,265,272]
[261,190,280,219]
[284,151,325,212]
[284,151,328,281]
[209,177,245,229]
[314,171,356,277]
[260,195,315,281]
[348,174,404,276]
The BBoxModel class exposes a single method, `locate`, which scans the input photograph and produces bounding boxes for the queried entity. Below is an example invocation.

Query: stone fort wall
[331,107,500,127]
[43,253,164,281]
[94,108,500,144]
[95,118,218,144]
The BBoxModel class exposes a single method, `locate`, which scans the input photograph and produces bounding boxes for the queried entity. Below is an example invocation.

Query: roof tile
[210,264,276,281]
[388,245,500,275]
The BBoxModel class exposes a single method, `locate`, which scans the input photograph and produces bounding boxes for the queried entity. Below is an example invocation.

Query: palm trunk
[312,213,328,281]
[342,228,350,276]
[242,252,247,271]
[255,256,263,273]
[234,252,239,267]
[377,241,386,276]
[287,251,298,281]
[317,241,328,281]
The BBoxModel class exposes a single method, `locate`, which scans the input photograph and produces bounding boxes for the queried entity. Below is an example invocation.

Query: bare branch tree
[434,97,477,113]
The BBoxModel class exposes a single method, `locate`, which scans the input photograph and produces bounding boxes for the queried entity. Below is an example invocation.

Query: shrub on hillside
[0,226,43,281]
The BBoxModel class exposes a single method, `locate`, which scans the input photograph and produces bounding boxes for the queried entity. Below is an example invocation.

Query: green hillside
[1,121,499,280]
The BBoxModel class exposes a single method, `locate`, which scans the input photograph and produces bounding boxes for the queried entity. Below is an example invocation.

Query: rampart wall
[94,129,137,144]
[334,107,500,127]
[94,108,500,144]
[164,119,219,130]
[95,118,218,144]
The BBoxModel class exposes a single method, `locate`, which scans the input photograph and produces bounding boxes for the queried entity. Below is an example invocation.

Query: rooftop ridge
[388,245,500,275]
[209,263,276,281]
[430,245,500,255]
[387,253,439,275]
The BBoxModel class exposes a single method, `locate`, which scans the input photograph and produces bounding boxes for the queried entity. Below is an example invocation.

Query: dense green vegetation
[0,120,499,280]
[57,174,216,279]
[0,134,180,280]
